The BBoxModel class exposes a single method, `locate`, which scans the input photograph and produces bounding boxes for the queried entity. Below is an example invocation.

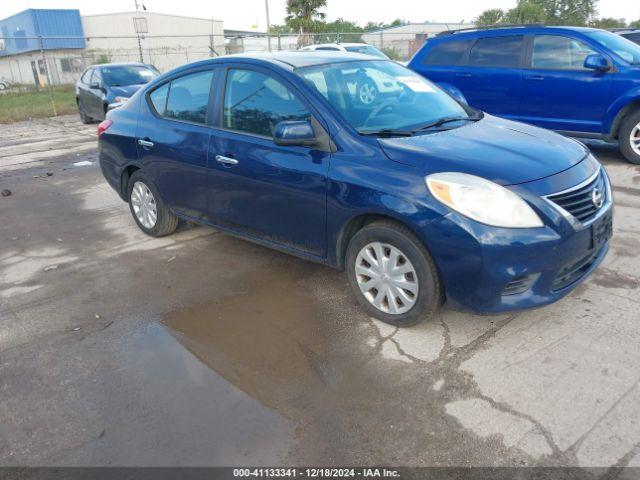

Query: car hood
[378,115,587,186]
[109,84,146,98]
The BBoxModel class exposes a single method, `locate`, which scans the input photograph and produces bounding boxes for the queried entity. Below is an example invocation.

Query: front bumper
[418,162,612,313]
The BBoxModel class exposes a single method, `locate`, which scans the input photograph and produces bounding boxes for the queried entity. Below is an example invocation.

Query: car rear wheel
[619,110,640,165]
[345,220,442,327]
[127,171,178,237]
[77,100,93,124]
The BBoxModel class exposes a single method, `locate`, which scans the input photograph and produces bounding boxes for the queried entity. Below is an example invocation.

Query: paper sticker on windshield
[397,76,434,93]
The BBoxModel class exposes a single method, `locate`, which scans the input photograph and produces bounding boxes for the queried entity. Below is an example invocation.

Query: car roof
[94,62,152,69]
[186,51,385,70]
[433,25,602,41]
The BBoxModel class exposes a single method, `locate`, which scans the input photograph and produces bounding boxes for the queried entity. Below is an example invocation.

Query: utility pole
[265,0,272,52]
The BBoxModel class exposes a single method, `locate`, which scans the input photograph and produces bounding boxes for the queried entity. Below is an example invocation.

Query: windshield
[101,66,158,87]
[297,60,470,134]
[585,30,640,65]
[344,45,388,59]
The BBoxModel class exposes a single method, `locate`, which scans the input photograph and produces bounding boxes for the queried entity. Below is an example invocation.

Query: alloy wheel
[631,122,640,156]
[359,82,377,105]
[355,242,418,315]
[131,181,158,229]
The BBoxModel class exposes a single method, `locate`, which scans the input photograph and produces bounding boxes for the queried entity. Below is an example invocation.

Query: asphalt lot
[1,115,640,472]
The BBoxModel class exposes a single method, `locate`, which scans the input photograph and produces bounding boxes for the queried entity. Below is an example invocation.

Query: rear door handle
[454,72,471,78]
[525,75,544,81]
[138,139,154,148]
[216,155,238,166]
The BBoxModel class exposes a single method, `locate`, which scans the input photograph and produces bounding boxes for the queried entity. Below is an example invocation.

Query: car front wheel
[345,220,443,327]
[620,110,640,165]
[127,171,178,237]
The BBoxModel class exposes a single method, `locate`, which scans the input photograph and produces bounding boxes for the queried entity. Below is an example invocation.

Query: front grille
[547,169,607,223]
[551,248,601,291]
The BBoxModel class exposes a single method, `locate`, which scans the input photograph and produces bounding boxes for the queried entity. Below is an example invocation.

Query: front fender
[605,87,640,136]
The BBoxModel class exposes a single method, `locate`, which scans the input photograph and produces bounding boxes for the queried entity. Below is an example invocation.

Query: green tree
[533,0,597,26]
[504,0,547,24]
[589,17,627,29]
[319,18,363,42]
[629,19,640,28]
[475,8,505,26]
[285,0,327,33]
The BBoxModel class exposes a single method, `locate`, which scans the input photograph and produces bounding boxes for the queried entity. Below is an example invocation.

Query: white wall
[81,11,225,73]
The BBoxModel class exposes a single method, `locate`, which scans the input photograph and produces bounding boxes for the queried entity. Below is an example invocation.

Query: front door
[517,34,613,134]
[208,66,330,257]
[136,68,216,220]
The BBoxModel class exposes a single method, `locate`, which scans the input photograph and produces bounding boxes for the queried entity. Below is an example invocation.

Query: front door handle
[525,75,544,81]
[138,139,154,148]
[454,72,471,78]
[216,155,238,166]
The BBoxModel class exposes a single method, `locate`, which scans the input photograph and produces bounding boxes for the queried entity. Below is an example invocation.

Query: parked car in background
[615,29,640,46]
[76,62,159,123]
[300,43,403,105]
[0,77,13,91]
[409,26,640,164]
[98,52,612,326]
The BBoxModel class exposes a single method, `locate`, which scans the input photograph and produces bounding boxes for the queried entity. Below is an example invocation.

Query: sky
[1,0,639,30]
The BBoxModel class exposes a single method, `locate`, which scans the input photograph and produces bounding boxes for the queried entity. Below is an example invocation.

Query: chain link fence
[0,31,434,119]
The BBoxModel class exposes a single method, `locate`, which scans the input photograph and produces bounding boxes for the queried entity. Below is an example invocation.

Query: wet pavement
[1,116,640,470]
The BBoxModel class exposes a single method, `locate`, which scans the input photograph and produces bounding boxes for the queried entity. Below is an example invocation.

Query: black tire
[127,171,178,237]
[78,101,93,124]
[345,220,443,327]
[619,110,640,165]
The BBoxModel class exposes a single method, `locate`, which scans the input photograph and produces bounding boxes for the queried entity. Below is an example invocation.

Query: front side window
[297,60,470,133]
[223,69,311,137]
[80,69,93,84]
[164,70,214,124]
[531,35,597,69]
[468,35,523,68]
[423,40,472,66]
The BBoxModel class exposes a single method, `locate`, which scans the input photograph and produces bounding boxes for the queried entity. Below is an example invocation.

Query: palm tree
[285,0,327,45]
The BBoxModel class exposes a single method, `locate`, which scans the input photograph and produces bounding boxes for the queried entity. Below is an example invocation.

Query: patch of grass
[0,85,78,124]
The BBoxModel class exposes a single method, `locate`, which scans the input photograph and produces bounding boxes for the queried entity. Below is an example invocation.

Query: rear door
[518,34,613,133]
[416,38,474,85]
[207,65,330,257]
[136,68,216,220]
[450,35,525,116]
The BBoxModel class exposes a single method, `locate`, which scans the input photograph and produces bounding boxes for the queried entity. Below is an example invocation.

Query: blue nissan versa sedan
[409,26,640,164]
[97,52,613,326]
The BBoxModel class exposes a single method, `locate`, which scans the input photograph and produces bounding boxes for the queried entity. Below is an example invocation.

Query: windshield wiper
[359,128,415,137]
[416,114,482,131]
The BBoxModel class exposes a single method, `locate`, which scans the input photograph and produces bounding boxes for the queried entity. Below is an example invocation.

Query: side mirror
[89,80,101,89]
[273,120,317,147]
[584,54,610,72]
[437,82,468,106]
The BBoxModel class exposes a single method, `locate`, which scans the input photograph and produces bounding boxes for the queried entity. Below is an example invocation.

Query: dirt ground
[1,115,640,474]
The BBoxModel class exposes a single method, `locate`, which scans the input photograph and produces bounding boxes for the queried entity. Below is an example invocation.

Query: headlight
[113,96,129,103]
[426,172,543,228]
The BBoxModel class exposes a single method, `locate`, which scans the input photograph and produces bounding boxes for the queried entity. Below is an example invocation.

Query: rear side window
[149,83,169,115]
[531,35,597,69]
[423,40,472,65]
[223,69,311,137]
[80,68,93,84]
[150,70,213,124]
[468,35,523,68]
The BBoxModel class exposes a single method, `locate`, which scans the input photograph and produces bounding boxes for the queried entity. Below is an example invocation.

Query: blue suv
[98,52,612,326]
[409,26,640,164]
